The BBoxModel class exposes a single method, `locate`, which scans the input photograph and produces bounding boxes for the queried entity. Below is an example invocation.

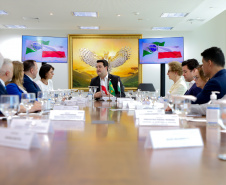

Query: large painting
[68,34,142,90]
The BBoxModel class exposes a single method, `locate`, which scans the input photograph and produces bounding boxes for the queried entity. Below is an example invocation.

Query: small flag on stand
[109,80,115,96]
[118,78,121,97]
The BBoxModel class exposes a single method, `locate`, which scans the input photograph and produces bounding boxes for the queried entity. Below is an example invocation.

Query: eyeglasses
[193,76,199,80]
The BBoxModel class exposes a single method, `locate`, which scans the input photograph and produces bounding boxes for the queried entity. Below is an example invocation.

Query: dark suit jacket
[0,81,7,96]
[184,83,202,97]
[6,83,24,100]
[194,69,226,104]
[90,74,125,98]
[23,74,41,97]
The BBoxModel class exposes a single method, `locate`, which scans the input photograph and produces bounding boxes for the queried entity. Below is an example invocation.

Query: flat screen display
[22,35,68,63]
[139,37,184,64]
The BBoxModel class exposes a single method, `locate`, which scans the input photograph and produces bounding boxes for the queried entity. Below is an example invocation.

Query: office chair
[137,83,155,92]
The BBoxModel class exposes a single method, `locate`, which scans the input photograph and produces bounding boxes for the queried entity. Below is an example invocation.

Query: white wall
[0,10,225,94]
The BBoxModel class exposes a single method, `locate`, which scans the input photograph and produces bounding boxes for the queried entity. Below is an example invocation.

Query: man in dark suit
[90,59,125,99]
[23,60,41,97]
[194,47,226,104]
[182,59,202,97]
[0,58,13,96]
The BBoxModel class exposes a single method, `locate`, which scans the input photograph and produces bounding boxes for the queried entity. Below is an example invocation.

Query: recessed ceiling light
[79,26,99,30]
[50,12,53,16]
[4,25,26,29]
[152,27,173,30]
[73,12,98,17]
[161,13,188,18]
[117,14,121,17]
[0,10,8,15]
[133,12,140,15]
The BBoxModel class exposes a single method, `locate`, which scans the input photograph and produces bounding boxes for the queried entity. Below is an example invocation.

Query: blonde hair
[196,65,209,83]
[8,61,25,89]
[168,61,183,76]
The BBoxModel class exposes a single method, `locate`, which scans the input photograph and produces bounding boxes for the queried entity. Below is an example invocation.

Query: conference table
[0,100,226,185]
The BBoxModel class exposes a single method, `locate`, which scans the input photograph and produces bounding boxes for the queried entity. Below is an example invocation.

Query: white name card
[0,127,40,150]
[11,119,53,134]
[145,128,203,149]
[52,121,85,131]
[64,100,78,106]
[135,109,165,119]
[139,114,179,126]
[53,105,79,110]
[49,110,85,121]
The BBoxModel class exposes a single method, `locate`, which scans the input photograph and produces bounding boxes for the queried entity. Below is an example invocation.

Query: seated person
[194,47,226,104]
[182,59,202,96]
[0,58,13,96]
[189,65,209,115]
[90,59,125,99]
[36,63,54,91]
[167,61,187,95]
[5,61,41,113]
[23,60,41,97]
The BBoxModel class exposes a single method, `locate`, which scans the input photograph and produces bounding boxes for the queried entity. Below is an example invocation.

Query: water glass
[21,93,36,118]
[0,95,19,125]
[78,90,84,97]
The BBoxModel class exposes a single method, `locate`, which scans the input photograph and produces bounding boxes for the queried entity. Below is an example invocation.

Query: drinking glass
[150,92,157,108]
[128,90,133,98]
[21,93,36,118]
[78,90,84,97]
[37,91,49,113]
[0,95,19,125]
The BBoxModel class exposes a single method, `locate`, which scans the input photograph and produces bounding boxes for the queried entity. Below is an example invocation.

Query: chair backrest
[137,83,155,92]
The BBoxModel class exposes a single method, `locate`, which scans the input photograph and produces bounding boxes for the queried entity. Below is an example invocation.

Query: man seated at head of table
[182,59,202,97]
[23,60,41,98]
[90,59,125,99]
[193,47,226,104]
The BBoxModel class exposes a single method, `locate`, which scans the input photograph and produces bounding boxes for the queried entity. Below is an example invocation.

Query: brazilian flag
[109,81,115,96]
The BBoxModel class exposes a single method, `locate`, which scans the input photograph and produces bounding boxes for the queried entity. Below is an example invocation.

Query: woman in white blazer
[167,61,187,95]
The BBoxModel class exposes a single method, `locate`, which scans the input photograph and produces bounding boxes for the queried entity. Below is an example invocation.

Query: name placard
[139,114,179,126]
[0,128,40,150]
[52,121,85,131]
[135,109,165,119]
[53,105,79,110]
[49,110,85,121]
[145,128,203,149]
[64,100,78,106]
[11,119,53,134]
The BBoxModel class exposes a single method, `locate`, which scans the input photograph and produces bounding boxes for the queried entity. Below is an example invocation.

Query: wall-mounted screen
[22,35,68,63]
[139,37,184,64]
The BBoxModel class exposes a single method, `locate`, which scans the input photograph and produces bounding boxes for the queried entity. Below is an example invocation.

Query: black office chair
[137,83,155,92]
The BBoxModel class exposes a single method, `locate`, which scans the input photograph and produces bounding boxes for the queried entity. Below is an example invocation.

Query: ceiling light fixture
[152,27,173,30]
[79,26,99,30]
[73,12,98,17]
[117,14,121,17]
[50,13,53,16]
[0,10,8,15]
[161,13,188,18]
[4,25,26,29]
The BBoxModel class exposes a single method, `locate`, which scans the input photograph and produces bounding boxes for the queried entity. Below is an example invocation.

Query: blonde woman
[6,61,41,112]
[167,61,187,95]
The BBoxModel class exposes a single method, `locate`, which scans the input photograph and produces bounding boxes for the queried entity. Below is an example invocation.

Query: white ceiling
[0,0,225,31]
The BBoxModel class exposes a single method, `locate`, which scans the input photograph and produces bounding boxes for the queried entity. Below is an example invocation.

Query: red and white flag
[101,80,108,95]
[158,46,182,59]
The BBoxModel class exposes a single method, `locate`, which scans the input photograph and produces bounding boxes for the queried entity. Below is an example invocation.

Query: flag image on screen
[22,35,68,63]
[139,37,184,64]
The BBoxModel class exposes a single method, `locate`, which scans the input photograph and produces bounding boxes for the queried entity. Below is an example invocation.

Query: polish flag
[42,45,66,58]
[158,46,182,59]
